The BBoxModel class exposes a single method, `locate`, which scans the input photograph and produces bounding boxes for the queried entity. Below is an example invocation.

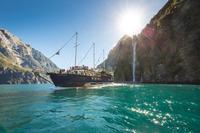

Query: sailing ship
[47,32,113,87]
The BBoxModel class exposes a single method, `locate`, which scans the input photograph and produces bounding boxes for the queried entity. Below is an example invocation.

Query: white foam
[53,83,126,90]
[85,83,126,89]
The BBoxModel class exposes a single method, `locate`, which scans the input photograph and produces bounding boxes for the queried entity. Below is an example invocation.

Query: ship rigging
[49,32,103,69]
[47,32,113,87]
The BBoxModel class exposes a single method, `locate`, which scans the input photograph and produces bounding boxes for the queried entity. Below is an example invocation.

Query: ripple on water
[130,106,176,127]
[0,84,200,132]
[130,107,153,117]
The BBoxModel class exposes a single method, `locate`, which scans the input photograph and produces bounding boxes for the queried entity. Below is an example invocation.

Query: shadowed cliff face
[0,29,59,84]
[100,0,200,83]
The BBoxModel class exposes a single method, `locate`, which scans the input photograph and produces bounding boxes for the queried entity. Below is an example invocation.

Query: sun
[117,9,143,36]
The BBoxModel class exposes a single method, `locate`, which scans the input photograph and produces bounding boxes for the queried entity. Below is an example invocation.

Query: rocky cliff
[99,0,200,83]
[0,29,59,84]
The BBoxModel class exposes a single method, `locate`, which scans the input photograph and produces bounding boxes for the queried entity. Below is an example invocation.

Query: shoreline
[115,81,200,85]
[0,81,200,86]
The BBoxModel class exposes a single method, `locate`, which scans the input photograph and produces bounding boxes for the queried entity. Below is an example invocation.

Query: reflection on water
[0,84,199,133]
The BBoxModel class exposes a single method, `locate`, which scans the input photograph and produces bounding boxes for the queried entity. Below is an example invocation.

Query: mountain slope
[0,29,59,84]
[99,0,200,83]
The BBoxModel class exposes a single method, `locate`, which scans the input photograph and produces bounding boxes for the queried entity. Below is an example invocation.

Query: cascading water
[132,40,137,83]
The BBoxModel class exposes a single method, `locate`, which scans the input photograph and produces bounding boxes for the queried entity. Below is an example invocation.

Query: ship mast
[93,43,95,69]
[74,32,78,66]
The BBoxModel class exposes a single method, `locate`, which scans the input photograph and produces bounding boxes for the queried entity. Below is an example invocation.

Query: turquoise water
[0,84,199,133]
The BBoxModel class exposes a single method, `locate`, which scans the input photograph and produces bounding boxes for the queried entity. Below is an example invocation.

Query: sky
[0,0,167,69]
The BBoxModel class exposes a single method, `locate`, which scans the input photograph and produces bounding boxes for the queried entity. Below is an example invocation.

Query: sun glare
[118,9,143,36]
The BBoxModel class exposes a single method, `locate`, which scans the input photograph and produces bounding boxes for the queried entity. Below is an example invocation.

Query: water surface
[0,84,199,133]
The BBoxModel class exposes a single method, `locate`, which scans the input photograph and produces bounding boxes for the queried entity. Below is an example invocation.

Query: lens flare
[118,9,144,36]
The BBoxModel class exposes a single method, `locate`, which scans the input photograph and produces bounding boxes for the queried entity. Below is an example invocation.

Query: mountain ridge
[0,28,59,84]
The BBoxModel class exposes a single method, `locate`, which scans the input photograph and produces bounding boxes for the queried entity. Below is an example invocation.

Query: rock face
[99,0,200,83]
[98,35,134,81]
[0,29,59,84]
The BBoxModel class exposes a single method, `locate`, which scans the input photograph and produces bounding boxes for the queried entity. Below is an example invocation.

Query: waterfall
[132,41,137,83]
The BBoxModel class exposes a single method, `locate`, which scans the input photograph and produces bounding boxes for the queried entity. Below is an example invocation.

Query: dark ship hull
[48,73,112,87]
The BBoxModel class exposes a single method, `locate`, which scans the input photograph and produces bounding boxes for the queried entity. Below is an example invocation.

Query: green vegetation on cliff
[0,53,30,72]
